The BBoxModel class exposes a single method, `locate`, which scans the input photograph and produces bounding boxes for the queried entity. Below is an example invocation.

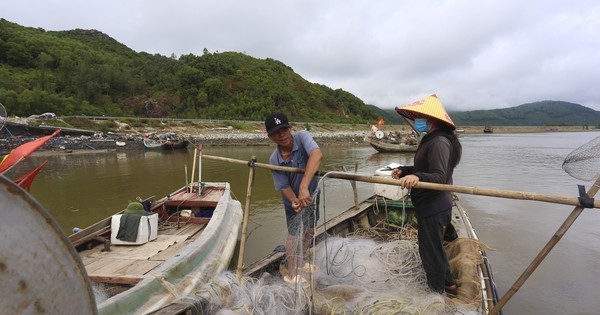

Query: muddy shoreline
[1,131,369,156]
[1,124,594,156]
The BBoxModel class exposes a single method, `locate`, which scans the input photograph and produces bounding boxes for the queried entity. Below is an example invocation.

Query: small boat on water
[143,136,189,150]
[365,129,420,153]
[366,135,419,153]
[483,126,494,133]
[69,182,243,314]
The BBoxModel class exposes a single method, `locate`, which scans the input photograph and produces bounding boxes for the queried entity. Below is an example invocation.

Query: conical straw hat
[395,94,456,129]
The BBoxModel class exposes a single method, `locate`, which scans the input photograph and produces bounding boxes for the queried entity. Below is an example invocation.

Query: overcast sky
[2,0,599,111]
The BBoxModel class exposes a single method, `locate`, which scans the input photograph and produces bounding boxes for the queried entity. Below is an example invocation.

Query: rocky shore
[0,129,370,155]
[1,117,593,156]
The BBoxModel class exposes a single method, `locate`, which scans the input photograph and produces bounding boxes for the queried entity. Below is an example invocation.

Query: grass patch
[226,121,256,131]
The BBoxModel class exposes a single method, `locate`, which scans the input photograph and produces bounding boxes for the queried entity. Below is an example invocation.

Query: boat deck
[79,221,205,286]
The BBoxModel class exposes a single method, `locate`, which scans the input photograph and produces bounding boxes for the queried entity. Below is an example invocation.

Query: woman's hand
[391,168,402,179]
[400,174,419,189]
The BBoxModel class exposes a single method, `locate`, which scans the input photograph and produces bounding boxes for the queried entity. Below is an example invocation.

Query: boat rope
[155,274,182,300]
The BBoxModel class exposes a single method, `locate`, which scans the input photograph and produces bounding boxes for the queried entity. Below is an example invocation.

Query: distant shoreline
[3,121,597,157]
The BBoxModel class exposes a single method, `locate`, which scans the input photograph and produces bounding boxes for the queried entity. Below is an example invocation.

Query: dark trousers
[417,209,455,293]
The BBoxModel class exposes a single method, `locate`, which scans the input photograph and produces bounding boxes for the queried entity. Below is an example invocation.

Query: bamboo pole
[236,156,256,281]
[189,147,198,192]
[488,175,600,314]
[342,162,359,209]
[203,154,600,209]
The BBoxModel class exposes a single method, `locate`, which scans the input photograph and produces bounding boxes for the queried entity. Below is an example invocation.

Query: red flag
[0,129,60,174]
[15,160,48,192]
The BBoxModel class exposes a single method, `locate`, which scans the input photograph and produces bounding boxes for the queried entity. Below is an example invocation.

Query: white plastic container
[111,213,158,245]
[374,164,409,200]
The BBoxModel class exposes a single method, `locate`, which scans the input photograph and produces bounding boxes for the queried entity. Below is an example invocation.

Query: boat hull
[69,182,243,314]
[143,138,189,150]
[367,138,418,153]
[154,194,500,314]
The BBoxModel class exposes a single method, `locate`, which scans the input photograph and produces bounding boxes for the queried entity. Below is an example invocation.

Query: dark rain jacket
[400,129,455,219]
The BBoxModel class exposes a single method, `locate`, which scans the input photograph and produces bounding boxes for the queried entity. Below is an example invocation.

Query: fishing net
[562,136,600,181]
[190,229,489,314]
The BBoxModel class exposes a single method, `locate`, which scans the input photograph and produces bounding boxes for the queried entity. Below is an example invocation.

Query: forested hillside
[450,101,600,126]
[371,101,600,127]
[1,19,597,127]
[0,19,376,123]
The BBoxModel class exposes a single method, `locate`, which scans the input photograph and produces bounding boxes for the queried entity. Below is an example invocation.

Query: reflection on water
[11,131,600,314]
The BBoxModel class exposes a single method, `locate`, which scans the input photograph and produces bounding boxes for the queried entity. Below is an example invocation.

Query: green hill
[0,19,376,124]
[1,19,598,127]
[450,101,600,126]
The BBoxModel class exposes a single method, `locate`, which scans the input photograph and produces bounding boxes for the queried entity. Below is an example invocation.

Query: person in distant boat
[391,94,462,297]
[265,112,323,284]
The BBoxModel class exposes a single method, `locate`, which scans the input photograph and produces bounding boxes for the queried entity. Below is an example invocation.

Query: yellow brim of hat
[395,94,456,129]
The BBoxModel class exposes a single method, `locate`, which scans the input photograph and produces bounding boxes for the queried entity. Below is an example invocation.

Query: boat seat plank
[164,189,222,208]
[150,237,192,261]
[159,222,205,236]
[113,260,162,276]
[83,235,188,261]
[87,258,136,275]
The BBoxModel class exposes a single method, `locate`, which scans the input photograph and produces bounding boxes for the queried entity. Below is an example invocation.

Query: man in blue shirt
[265,112,322,283]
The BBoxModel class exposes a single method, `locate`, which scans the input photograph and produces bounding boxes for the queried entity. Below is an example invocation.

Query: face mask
[414,118,431,132]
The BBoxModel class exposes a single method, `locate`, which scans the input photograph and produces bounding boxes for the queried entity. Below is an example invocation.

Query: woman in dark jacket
[392,94,462,296]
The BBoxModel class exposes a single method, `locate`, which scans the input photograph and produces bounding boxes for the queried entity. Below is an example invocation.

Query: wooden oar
[203,154,600,209]
[488,175,600,314]
[236,156,256,281]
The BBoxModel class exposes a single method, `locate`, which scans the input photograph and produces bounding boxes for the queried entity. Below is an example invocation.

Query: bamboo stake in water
[236,156,256,281]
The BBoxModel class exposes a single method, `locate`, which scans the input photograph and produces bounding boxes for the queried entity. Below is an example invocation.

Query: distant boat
[483,126,494,133]
[364,130,419,153]
[115,141,126,147]
[143,137,189,150]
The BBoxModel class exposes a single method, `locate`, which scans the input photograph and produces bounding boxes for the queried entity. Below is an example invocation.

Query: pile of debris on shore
[1,120,368,154]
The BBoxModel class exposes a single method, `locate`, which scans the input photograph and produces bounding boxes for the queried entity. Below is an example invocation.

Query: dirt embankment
[1,118,595,155]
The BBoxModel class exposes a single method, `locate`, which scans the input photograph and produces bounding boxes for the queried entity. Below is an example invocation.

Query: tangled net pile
[189,228,484,314]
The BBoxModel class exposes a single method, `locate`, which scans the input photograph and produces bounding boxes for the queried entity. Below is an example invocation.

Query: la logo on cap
[274,118,281,125]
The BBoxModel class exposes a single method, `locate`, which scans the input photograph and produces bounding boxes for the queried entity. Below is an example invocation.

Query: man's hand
[292,200,302,212]
[297,186,312,209]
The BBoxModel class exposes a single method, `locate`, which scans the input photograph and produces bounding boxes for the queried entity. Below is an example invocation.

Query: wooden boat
[69,182,243,314]
[239,194,501,314]
[143,137,189,150]
[365,129,419,153]
[152,167,501,314]
[483,126,494,133]
[366,137,418,153]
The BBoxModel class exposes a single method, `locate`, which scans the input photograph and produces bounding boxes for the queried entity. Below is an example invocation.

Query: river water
[11,131,600,314]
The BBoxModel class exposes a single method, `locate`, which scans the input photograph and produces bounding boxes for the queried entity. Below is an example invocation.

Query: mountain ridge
[0,19,597,127]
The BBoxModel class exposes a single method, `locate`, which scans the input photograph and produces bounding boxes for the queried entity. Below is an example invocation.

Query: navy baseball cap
[265,112,291,136]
